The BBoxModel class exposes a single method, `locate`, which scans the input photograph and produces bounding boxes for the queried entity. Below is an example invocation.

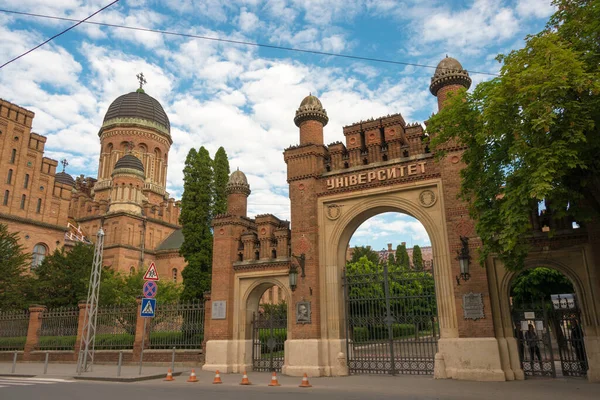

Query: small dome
[294,93,329,127]
[55,171,75,187]
[114,154,144,173]
[102,91,170,134]
[430,56,472,96]
[226,168,251,196]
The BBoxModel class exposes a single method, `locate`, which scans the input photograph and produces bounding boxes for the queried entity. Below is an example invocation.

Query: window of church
[24,174,29,188]
[20,194,26,209]
[10,149,16,164]
[36,198,42,213]
[172,268,177,283]
[32,243,47,270]
[7,169,13,184]
[130,266,135,275]
[3,190,9,206]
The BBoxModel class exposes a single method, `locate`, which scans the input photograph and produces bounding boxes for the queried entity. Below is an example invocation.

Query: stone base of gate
[436,338,506,381]
[585,334,600,383]
[282,339,348,377]
[202,340,252,374]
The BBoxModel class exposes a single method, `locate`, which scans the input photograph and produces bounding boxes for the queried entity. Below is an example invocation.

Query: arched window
[172,268,178,283]
[3,190,9,206]
[7,169,13,184]
[255,250,260,260]
[36,198,42,213]
[20,194,26,209]
[238,253,243,262]
[271,249,277,259]
[24,174,29,188]
[130,266,135,275]
[10,149,16,163]
[31,243,47,269]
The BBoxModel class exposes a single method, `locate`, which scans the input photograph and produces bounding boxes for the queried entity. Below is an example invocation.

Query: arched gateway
[203,57,600,382]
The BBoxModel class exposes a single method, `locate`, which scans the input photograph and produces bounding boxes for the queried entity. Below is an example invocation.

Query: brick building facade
[0,85,186,281]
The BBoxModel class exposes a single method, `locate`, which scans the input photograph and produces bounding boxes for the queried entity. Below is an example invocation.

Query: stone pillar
[73,302,89,361]
[23,305,46,361]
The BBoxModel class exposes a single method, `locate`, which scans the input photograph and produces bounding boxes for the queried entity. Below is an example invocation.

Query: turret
[294,94,328,145]
[108,154,145,215]
[226,168,250,217]
[430,56,472,111]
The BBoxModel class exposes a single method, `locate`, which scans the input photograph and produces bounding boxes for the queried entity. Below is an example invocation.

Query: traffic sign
[143,262,159,281]
[140,298,156,317]
[143,281,158,298]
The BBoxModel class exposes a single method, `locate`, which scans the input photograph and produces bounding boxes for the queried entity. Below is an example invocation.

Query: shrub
[258,329,286,353]
[0,336,26,350]
[148,331,203,349]
[38,335,76,350]
[352,327,369,342]
[94,333,135,349]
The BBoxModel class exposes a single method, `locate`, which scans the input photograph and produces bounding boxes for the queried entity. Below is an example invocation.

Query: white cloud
[515,0,556,19]
[238,8,261,32]
[350,212,431,249]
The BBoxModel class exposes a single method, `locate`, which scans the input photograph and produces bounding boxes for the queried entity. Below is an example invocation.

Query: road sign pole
[139,318,146,376]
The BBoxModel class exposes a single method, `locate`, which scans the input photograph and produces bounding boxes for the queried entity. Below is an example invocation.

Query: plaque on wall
[212,300,226,320]
[296,301,311,324]
[462,292,484,320]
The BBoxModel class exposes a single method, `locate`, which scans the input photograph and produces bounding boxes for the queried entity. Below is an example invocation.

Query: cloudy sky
[0,0,555,250]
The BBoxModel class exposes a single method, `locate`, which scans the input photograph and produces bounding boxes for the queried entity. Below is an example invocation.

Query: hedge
[38,335,77,350]
[0,336,26,350]
[94,333,135,349]
[257,329,286,353]
[148,331,203,349]
[352,324,418,342]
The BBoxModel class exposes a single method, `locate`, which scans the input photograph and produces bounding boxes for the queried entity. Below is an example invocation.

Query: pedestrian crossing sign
[140,298,156,317]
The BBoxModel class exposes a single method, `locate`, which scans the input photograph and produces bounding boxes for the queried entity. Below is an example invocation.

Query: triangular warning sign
[143,262,160,281]
[142,301,154,314]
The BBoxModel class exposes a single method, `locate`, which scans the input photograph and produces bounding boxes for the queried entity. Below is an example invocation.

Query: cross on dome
[136,72,147,90]
[61,159,69,172]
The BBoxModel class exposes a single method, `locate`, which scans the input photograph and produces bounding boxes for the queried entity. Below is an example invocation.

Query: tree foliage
[427,0,600,271]
[510,267,574,307]
[394,244,410,269]
[213,146,230,216]
[0,224,33,310]
[412,245,423,270]
[348,245,380,265]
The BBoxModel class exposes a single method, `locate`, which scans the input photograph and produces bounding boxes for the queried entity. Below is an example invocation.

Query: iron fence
[95,304,137,350]
[0,310,29,351]
[148,300,205,349]
[39,307,79,351]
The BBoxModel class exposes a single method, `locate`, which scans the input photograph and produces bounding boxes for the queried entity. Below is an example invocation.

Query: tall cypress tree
[412,245,423,270]
[395,244,410,269]
[213,146,230,216]
[180,147,214,300]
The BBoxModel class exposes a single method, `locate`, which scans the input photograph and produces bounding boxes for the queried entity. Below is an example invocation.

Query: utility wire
[0,8,499,77]
[0,1,120,70]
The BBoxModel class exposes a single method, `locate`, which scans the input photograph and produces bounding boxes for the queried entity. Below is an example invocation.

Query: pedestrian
[524,324,542,362]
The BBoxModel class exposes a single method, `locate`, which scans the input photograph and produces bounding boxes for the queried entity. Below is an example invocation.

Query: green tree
[99,269,182,306]
[394,244,409,269]
[412,245,423,270]
[0,224,33,310]
[34,242,94,308]
[180,147,214,300]
[213,146,230,216]
[348,245,380,265]
[510,267,574,307]
[427,0,600,271]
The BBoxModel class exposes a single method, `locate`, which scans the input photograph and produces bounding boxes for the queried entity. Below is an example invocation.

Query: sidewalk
[0,362,597,399]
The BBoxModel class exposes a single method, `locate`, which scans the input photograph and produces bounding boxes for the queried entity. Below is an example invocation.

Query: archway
[343,212,438,375]
[244,280,289,372]
[509,266,588,378]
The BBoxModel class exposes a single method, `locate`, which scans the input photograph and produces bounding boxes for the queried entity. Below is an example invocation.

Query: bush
[352,327,369,342]
[94,333,134,349]
[149,331,203,349]
[351,324,418,342]
[38,335,77,350]
[0,336,26,350]
[258,329,286,353]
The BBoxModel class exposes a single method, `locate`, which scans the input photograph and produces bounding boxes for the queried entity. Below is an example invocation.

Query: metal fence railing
[95,304,137,350]
[0,310,30,351]
[39,307,79,351]
[148,300,205,349]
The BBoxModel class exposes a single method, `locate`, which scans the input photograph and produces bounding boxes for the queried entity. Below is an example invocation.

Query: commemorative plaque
[463,292,484,320]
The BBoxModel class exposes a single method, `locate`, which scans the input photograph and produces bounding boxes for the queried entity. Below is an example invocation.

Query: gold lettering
[368,171,377,182]
[377,170,386,180]
[327,179,335,189]
[344,176,349,186]
[387,168,397,179]
[418,161,426,173]
[408,164,417,175]
[358,173,367,184]
[349,175,358,185]
[335,177,344,188]
[398,166,406,177]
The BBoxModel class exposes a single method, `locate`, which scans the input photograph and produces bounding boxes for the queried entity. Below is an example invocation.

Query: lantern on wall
[455,236,471,285]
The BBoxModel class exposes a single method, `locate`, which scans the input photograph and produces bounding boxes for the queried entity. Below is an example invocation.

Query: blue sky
[0,0,555,250]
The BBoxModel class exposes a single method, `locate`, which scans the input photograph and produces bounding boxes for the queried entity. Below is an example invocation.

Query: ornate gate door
[343,263,439,375]
[251,311,287,372]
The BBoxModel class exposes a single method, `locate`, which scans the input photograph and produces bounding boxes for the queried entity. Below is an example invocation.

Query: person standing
[525,324,543,362]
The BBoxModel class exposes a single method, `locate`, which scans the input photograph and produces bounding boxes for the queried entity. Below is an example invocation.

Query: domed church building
[0,77,187,281]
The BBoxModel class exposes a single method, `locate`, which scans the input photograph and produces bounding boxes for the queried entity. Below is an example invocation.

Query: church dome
[55,171,75,187]
[226,168,251,196]
[294,93,329,127]
[113,154,145,173]
[102,90,170,135]
[429,56,472,96]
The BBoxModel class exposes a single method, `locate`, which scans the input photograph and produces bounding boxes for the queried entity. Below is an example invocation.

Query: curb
[73,371,183,383]
[0,374,37,378]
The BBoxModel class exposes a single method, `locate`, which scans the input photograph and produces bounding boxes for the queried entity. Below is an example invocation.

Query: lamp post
[455,236,471,285]
[289,253,306,291]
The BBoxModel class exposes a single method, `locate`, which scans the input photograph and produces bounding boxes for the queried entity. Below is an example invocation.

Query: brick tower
[429,56,472,111]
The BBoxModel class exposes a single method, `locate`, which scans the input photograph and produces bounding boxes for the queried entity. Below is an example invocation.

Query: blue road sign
[140,298,156,317]
[143,281,158,298]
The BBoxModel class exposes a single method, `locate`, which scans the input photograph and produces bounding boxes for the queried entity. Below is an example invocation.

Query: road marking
[0,377,75,389]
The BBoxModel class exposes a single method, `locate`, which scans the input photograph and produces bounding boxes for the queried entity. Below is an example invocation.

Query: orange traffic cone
[240,370,252,385]
[164,368,175,381]
[187,369,198,383]
[299,373,312,388]
[213,370,223,384]
[268,371,281,386]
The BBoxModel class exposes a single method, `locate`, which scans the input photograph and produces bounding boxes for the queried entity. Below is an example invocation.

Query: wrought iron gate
[343,263,439,375]
[251,311,287,372]
[512,296,588,378]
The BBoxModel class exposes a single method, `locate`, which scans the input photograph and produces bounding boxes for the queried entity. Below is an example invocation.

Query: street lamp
[289,253,306,291]
[455,236,471,285]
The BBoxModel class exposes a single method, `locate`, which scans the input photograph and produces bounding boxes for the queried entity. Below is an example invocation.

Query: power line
[0,8,500,77]
[0,2,120,70]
